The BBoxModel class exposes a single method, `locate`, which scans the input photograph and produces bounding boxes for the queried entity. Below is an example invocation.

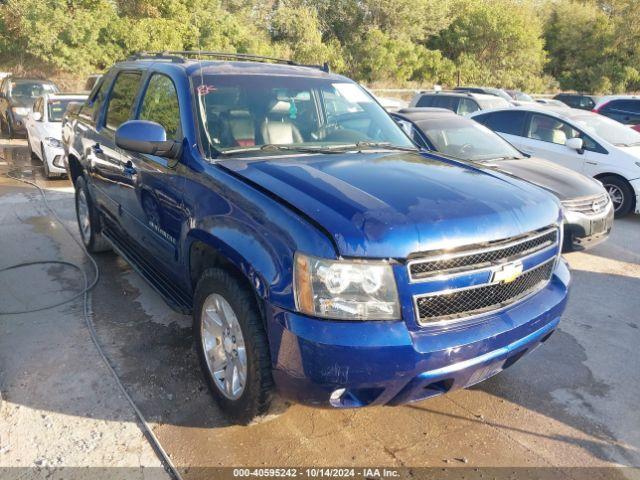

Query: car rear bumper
[562,203,614,252]
[268,259,570,408]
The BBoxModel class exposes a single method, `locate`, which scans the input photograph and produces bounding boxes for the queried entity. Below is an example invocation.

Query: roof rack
[127,51,331,73]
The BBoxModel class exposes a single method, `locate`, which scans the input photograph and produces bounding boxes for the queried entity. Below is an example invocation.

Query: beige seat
[261,100,303,144]
[222,110,255,147]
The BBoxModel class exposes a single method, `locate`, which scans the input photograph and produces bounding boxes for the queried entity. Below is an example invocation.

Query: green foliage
[1,0,640,93]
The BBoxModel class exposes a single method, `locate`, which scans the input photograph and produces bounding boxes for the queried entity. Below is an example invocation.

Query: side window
[526,114,580,145]
[604,99,640,114]
[138,74,181,140]
[580,97,596,109]
[416,95,434,108]
[474,111,526,136]
[432,96,459,112]
[458,98,480,115]
[81,76,111,124]
[395,118,429,149]
[105,72,142,130]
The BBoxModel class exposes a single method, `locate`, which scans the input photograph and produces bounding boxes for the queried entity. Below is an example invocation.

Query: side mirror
[33,112,42,122]
[115,120,180,158]
[565,137,584,152]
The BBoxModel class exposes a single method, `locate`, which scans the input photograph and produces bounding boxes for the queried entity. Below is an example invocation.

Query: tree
[432,0,550,91]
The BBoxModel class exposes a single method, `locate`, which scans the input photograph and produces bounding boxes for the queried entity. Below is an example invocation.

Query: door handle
[123,160,137,176]
[92,143,105,159]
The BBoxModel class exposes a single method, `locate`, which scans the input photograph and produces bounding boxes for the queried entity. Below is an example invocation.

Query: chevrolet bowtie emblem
[491,261,523,284]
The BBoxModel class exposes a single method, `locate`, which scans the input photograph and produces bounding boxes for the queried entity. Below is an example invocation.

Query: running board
[102,225,193,315]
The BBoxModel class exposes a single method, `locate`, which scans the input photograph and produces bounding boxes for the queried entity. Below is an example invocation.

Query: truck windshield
[421,118,524,161]
[11,81,58,104]
[48,99,76,122]
[193,75,413,157]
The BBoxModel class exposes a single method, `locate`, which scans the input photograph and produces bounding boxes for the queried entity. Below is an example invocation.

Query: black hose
[2,167,183,480]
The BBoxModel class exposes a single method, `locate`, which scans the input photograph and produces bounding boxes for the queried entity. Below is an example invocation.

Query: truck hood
[219,151,561,258]
[480,156,605,201]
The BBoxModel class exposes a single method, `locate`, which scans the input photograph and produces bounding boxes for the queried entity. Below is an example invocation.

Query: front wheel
[194,268,273,424]
[601,175,634,217]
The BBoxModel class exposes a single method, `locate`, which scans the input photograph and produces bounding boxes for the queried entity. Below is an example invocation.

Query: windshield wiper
[219,144,352,156]
[352,141,418,152]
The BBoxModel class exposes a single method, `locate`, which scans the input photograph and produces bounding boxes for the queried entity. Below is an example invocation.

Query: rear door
[472,110,528,150]
[118,72,186,272]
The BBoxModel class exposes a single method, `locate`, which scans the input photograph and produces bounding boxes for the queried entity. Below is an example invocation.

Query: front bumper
[42,144,67,175]
[268,259,570,408]
[563,202,614,252]
[631,178,640,215]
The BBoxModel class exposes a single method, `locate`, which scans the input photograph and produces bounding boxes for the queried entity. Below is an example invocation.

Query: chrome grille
[408,226,558,281]
[562,193,610,215]
[415,259,555,325]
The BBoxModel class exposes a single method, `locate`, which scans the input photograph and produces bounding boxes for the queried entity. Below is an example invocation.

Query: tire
[600,175,634,218]
[194,268,273,424]
[27,135,38,161]
[74,176,112,253]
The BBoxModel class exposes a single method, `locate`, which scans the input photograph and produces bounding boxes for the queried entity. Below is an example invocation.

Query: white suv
[470,106,640,217]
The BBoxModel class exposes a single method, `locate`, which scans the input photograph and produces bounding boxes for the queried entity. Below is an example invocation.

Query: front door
[117,73,186,277]
[91,70,143,223]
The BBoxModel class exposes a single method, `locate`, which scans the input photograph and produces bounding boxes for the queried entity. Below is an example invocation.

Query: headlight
[294,253,400,320]
[45,137,63,148]
[12,107,29,116]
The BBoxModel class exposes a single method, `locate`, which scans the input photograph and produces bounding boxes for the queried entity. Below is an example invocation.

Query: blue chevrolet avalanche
[65,52,570,423]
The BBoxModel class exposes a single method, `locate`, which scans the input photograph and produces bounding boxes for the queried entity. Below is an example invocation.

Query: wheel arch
[67,153,84,186]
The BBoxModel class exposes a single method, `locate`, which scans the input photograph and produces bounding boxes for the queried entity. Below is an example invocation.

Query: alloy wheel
[200,293,247,400]
[76,189,91,242]
[605,184,624,212]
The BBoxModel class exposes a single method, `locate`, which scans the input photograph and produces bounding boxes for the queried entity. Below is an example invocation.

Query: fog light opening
[502,349,528,370]
[52,155,64,168]
[540,330,555,343]
[329,388,347,407]
[423,379,454,398]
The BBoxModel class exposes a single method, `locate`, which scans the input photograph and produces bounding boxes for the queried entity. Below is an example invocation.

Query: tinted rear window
[602,99,640,114]
[473,110,526,135]
[416,95,435,107]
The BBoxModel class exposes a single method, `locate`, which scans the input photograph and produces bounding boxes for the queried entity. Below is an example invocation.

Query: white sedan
[25,93,87,178]
[470,106,640,216]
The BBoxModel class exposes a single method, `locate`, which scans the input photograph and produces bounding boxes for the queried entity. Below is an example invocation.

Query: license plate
[466,360,504,388]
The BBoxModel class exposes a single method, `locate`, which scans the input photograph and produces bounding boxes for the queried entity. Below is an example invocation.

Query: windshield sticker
[332,83,372,103]
[197,85,217,96]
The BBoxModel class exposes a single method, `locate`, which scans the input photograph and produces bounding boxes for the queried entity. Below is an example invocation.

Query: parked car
[409,91,510,115]
[534,98,570,108]
[506,90,534,102]
[470,106,640,217]
[553,93,600,111]
[592,95,640,126]
[65,51,569,423]
[0,77,59,138]
[392,108,613,251]
[453,86,514,103]
[25,93,87,178]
